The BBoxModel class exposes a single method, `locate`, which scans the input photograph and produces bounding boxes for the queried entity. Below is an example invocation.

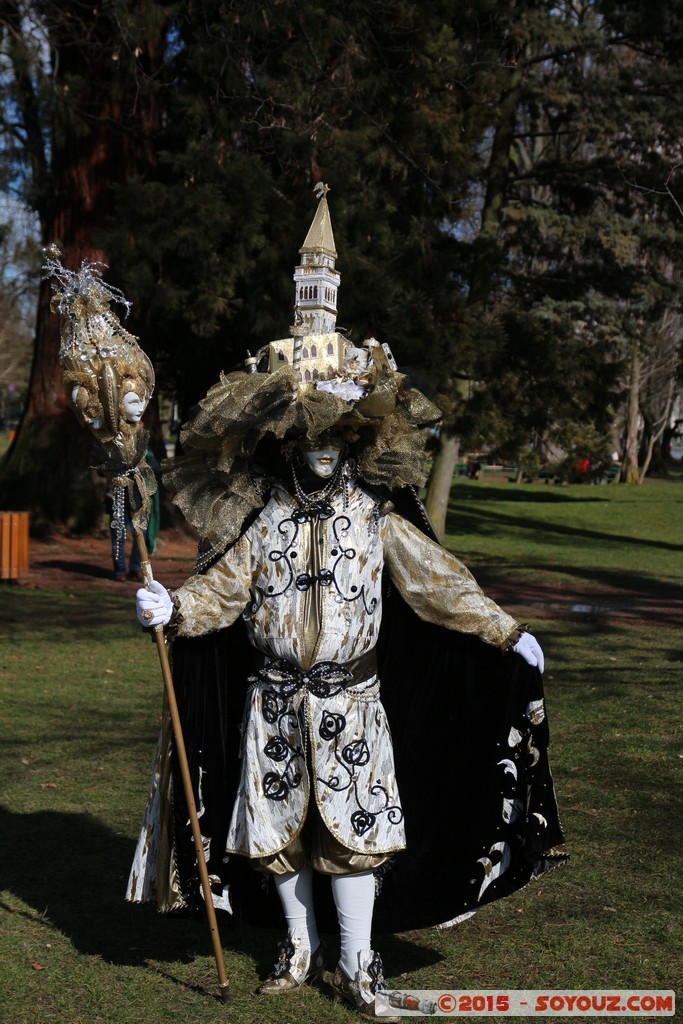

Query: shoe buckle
[367,951,386,995]
[271,938,296,978]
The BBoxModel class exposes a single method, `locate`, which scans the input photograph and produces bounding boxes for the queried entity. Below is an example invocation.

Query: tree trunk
[638,376,677,483]
[0,278,107,530]
[467,61,525,308]
[424,434,460,541]
[0,2,165,530]
[621,344,641,484]
[426,53,525,508]
[638,432,656,484]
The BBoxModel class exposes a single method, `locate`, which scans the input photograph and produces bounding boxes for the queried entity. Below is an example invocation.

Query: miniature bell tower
[292,183,340,335]
[268,184,345,379]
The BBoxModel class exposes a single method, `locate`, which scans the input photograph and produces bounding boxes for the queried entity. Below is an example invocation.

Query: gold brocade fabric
[163,365,441,562]
[382,514,519,649]
[126,481,524,898]
[107,439,159,529]
[167,483,520,861]
[300,514,323,669]
[126,696,185,911]
[252,802,391,876]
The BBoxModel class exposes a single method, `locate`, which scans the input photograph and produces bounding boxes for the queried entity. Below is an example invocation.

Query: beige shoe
[323,950,400,1021]
[257,930,327,994]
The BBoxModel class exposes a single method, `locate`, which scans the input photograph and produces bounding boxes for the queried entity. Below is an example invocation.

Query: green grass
[444,477,683,590]
[1,484,682,1023]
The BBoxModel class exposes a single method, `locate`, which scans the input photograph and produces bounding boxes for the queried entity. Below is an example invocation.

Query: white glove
[136,579,173,627]
[513,631,544,673]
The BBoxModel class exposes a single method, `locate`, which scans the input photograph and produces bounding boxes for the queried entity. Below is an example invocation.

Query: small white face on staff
[71,384,102,429]
[303,448,342,478]
[122,391,148,424]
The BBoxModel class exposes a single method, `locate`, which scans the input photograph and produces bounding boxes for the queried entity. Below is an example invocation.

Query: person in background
[109,447,160,581]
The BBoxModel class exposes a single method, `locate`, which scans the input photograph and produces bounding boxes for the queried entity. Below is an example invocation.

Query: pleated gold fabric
[164,364,441,565]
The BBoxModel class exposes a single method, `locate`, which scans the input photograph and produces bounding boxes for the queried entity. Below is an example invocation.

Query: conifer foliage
[0,0,169,525]
[1,1,682,526]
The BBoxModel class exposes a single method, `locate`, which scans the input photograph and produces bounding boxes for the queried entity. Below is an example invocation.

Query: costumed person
[106,374,158,582]
[107,443,161,582]
[128,185,566,1019]
[43,245,159,586]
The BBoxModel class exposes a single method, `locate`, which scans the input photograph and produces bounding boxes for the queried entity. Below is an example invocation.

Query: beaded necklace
[290,454,344,514]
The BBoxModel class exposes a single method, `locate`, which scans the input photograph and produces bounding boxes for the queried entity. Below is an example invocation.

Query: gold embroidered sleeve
[172,532,252,637]
[382,513,519,649]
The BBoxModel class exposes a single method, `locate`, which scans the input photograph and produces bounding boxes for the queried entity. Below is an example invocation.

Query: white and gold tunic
[172,482,518,859]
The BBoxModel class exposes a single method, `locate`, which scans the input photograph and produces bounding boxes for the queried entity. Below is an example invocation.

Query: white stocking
[331,870,376,979]
[273,867,320,953]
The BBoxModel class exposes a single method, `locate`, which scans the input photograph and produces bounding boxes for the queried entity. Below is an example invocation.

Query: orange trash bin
[0,511,29,580]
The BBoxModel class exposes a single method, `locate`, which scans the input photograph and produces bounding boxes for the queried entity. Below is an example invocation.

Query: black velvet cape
[168,489,567,934]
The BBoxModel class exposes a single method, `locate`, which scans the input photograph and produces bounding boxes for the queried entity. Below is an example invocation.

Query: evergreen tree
[106,0,509,415]
[103,0,523,545]
[4,0,683,528]
[0,0,170,527]
[437,0,683,495]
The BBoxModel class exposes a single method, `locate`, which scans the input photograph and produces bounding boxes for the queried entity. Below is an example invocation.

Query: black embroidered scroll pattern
[260,688,304,802]
[261,514,299,601]
[316,709,403,837]
[329,515,378,615]
[260,506,337,603]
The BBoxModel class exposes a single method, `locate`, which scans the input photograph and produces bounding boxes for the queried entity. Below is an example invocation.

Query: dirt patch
[9,527,200,593]
[5,528,681,627]
[479,576,683,629]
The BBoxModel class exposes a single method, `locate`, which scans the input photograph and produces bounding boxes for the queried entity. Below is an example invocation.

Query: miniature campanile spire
[292,182,340,335]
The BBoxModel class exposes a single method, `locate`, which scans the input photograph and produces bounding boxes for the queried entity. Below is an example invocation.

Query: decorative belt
[253,649,378,699]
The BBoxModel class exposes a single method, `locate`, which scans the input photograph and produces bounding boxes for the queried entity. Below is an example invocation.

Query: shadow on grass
[0,806,208,967]
[539,618,683,681]
[2,590,137,639]
[0,806,439,978]
[36,559,113,579]
[476,565,683,628]
[451,482,609,504]
[1,705,161,763]
[446,503,683,555]
[523,562,682,594]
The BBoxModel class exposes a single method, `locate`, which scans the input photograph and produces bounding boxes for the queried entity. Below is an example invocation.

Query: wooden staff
[43,246,230,1001]
[134,524,231,1003]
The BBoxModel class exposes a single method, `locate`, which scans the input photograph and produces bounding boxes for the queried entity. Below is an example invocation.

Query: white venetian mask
[122,391,147,424]
[303,448,342,479]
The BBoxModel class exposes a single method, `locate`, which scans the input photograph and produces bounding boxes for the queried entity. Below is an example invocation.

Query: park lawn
[1,482,682,1023]
[444,477,682,590]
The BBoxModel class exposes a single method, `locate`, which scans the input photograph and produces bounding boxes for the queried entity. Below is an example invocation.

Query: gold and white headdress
[165,186,441,561]
[44,245,157,541]
[44,245,155,459]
